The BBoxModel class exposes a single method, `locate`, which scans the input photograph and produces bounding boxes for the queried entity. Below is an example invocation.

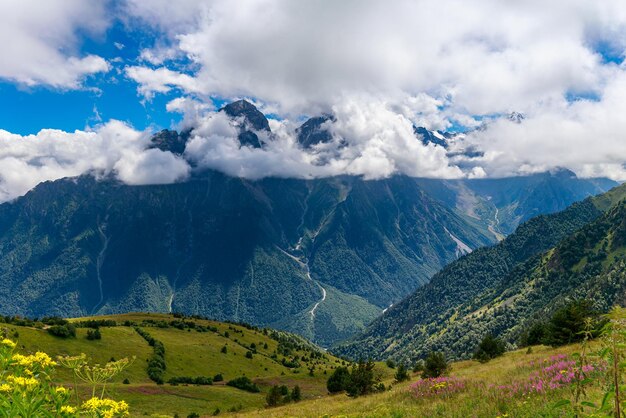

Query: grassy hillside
[0,313,357,416]
[237,338,621,417]
[4,311,624,417]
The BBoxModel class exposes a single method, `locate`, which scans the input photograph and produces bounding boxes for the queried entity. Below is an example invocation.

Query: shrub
[473,334,506,363]
[47,324,76,338]
[346,359,379,397]
[412,360,424,373]
[266,385,284,407]
[134,327,166,384]
[245,351,253,359]
[281,358,300,368]
[395,363,409,382]
[545,300,604,346]
[327,366,351,393]
[226,376,260,393]
[76,319,117,328]
[385,359,396,369]
[213,373,224,382]
[86,328,102,341]
[520,321,549,346]
[521,300,605,347]
[40,316,68,326]
[168,376,213,385]
[290,385,302,402]
[266,385,301,407]
[422,352,449,378]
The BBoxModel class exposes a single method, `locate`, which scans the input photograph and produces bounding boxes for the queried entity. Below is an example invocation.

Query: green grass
[8,325,151,384]
[5,312,605,417]
[236,344,596,418]
[108,384,262,417]
[3,313,350,416]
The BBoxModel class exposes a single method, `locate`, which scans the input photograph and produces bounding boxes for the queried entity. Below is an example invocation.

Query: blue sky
[0,1,622,136]
[0,20,184,135]
[1,0,626,204]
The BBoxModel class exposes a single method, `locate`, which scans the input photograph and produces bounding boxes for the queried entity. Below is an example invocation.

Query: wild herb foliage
[0,338,131,417]
[489,354,605,398]
[396,308,626,418]
[410,376,466,399]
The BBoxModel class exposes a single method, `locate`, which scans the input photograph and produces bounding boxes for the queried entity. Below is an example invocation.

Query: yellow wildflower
[82,397,129,416]
[12,351,56,368]
[0,383,12,393]
[1,338,16,349]
[7,375,39,390]
[12,353,27,364]
[60,405,77,414]
[34,351,57,367]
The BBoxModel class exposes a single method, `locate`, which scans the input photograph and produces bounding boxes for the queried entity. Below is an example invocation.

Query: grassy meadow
[1,313,356,416]
[236,343,614,418]
[1,312,619,417]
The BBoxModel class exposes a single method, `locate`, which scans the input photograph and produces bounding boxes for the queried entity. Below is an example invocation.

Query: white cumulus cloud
[0,0,110,88]
[0,121,189,203]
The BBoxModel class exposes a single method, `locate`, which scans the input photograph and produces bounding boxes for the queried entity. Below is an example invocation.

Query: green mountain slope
[335,183,626,362]
[0,173,494,347]
[0,100,615,346]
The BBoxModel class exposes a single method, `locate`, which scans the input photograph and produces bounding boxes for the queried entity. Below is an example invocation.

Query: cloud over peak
[1,1,626,202]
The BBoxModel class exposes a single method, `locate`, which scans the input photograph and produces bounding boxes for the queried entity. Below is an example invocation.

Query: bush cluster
[226,376,260,393]
[473,334,505,363]
[168,376,213,386]
[86,328,102,341]
[134,327,166,384]
[422,352,449,378]
[326,359,383,397]
[75,319,117,328]
[266,385,301,407]
[47,323,76,338]
[521,299,605,347]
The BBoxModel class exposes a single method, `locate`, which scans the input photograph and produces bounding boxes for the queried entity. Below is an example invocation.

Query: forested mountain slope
[335,183,626,361]
[0,173,492,347]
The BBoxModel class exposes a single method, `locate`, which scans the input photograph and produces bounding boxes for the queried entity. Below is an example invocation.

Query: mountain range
[336,182,626,362]
[0,100,618,347]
